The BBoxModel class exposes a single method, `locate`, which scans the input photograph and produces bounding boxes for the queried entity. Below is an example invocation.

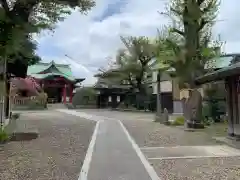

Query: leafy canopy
[95,36,156,93]
[156,0,221,88]
[0,0,95,54]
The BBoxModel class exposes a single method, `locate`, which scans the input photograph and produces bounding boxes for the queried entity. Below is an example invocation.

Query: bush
[223,119,228,124]
[171,116,185,126]
[12,113,20,119]
[202,117,214,126]
[35,92,48,105]
[0,129,9,143]
[72,87,97,106]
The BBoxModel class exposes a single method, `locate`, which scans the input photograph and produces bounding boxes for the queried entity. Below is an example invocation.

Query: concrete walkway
[57,110,159,180]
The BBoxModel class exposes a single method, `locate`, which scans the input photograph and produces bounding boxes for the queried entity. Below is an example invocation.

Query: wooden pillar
[63,84,67,104]
[225,78,234,136]
[228,76,240,139]
[235,76,240,138]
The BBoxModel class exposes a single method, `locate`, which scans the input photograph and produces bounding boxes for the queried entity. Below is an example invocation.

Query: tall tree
[96,36,155,94]
[0,0,95,122]
[157,0,221,128]
[0,0,95,56]
[95,36,156,109]
[8,37,41,66]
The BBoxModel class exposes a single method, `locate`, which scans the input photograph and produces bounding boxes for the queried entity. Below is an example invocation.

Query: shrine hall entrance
[44,87,62,103]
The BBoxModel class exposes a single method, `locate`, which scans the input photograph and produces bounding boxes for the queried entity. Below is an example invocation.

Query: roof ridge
[37,61,70,67]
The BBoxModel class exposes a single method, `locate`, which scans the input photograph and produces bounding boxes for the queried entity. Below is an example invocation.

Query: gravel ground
[122,120,240,179]
[0,111,96,180]
[150,157,240,180]
[121,120,219,147]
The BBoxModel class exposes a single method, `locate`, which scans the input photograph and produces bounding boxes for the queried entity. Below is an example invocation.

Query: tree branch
[197,0,205,6]
[171,28,185,37]
[170,7,182,16]
[11,0,39,22]
[198,19,209,32]
[0,0,9,12]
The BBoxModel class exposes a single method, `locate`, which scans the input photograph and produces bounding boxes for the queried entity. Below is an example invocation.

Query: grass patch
[12,113,20,120]
[170,116,185,126]
[0,128,10,143]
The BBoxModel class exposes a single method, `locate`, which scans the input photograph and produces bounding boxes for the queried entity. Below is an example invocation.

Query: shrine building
[27,61,85,103]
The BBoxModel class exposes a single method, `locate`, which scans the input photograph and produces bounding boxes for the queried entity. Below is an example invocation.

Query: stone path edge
[78,121,100,180]
[148,155,240,160]
[118,120,161,180]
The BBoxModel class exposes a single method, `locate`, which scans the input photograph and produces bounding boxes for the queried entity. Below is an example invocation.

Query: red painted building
[27,61,84,103]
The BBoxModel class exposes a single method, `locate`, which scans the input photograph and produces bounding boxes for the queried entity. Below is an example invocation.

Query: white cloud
[37,0,239,85]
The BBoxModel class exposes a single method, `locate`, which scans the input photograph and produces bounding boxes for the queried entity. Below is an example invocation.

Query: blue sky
[36,0,240,85]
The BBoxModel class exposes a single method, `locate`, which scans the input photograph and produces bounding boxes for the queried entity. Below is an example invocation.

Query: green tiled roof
[196,62,240,84]
[196,54,240,84]
[151,54,235,71]
[27,61,76,81]
[204,56,232,69]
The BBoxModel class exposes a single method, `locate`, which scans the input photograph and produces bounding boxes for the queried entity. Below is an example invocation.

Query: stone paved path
[58,109,240,180]
[57,109,159,180]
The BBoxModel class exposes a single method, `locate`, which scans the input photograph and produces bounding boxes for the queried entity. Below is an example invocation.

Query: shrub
[0,129,9,143]
[72,87,97,106]
[202,117,214,126]
[223,119,228,124]
[35,92,48,105]
[12,113,20,119]
[171,116,185,126]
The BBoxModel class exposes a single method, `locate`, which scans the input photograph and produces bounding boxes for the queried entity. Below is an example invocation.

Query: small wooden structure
[94,78,129,108]
[196,55,240,139]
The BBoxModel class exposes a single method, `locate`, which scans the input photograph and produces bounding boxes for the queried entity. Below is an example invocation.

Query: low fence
[11,96,47,110]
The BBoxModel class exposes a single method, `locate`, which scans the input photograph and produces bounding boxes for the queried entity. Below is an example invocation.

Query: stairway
[47,103,67,110]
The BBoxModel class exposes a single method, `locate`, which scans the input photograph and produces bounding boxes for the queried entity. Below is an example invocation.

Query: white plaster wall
[152,81,173,94]
[151,71,172,94]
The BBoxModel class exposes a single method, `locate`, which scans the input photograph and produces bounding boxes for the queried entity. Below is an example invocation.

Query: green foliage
[95,36,156,94]
[223,119,228,125]
[202,104,210,118]
[171,116,185,126]
[7,37,41,65]
[204,84,226,122]
[12,113,20,120]
[35,92,48,105]
[0,128,9,143]
[203,117,214,126]
[156,0,221,88]
[72,87,97,106]
[0,0,95,56]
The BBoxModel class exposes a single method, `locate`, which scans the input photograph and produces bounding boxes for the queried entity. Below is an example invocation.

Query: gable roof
[27,61,76,81]
[150,53,238,72]
[94,77,131,89]
[195,54,240,84]
[204,54,238,69]
[28,61,73,76]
